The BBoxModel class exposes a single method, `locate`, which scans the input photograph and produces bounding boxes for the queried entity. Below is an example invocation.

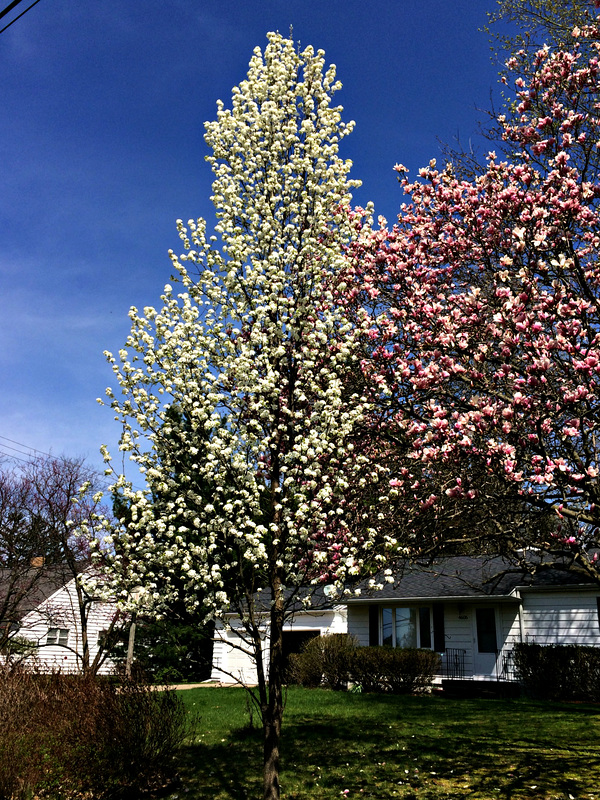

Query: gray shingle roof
[346,555,598,603]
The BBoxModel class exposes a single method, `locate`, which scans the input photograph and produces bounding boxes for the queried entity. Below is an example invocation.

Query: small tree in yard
[22,455,122,675]
[349,13,600,581]
[98,34,396,800]
[0,456,121,674]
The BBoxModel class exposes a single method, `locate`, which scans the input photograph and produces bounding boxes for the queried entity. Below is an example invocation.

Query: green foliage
[111,616,214,684]
[351,646,441,694]
[288,634,356,690]
[0,635,37,663]
[514,642,600,701]
[288,635,440,694]
[0,667,188,799]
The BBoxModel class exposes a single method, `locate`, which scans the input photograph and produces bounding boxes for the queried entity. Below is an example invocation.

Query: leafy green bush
[288,635,440,694]
[0,666,188,799]
[288,634,356,689]
[514,642,600,701]
[352,646,440,694]
[288,648,322,688]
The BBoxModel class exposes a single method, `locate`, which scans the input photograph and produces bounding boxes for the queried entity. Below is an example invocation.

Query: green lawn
[174,686,600,800]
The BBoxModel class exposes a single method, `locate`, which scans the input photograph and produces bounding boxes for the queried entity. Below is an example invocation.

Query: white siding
[521,591,600,646]
[348,601,522,679]
[211,606,347,684]
[346,605,370,646]
[17,577,119,675]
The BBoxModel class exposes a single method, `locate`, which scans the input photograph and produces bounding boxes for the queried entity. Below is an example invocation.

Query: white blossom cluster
[97,33,393,620]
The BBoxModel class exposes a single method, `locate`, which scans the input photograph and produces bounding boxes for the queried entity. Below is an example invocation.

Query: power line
[0,434,53,459]
[0,447,33,465]
[0,0,43,34]
[0,435,147,493]
[0,0,28,21]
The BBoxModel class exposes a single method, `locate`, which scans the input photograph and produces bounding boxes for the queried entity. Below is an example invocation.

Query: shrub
[288,636,441,694]
[288,649,322,688]
[288,634,356,690]
[0,666,188,799]
[352,647,441,694]
[514,642,600,701]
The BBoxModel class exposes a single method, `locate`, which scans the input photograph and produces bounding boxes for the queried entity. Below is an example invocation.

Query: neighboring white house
[209,557,600,685]
[3,566,120,675]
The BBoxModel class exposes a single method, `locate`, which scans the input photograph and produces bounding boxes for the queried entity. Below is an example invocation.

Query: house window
[381,607,432,649]
[47,628,69,647]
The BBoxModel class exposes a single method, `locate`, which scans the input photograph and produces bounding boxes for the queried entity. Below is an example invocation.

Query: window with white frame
[47,628,69,647]
[381,607,432,649]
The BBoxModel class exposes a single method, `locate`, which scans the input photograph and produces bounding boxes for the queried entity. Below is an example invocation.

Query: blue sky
[0,0,506,476]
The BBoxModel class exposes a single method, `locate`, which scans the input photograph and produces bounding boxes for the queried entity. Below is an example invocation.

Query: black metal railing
[499,648,517,682]
[441,648,466,679]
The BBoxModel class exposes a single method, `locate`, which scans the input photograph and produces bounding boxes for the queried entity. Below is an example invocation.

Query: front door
[473,607,499,677]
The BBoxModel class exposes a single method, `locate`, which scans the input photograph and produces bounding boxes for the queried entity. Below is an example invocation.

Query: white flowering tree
[99,34,395,800]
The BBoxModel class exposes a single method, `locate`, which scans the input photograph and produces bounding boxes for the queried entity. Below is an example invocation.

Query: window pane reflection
[395,608,417,648]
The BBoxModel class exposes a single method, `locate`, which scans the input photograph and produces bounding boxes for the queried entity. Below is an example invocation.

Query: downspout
[517,591,524,643]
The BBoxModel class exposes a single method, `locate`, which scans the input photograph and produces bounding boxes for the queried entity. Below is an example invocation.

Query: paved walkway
[161,681,251,690]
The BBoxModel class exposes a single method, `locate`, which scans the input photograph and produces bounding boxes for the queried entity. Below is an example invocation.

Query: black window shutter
[433,605,445,652]
[368,605,379,646]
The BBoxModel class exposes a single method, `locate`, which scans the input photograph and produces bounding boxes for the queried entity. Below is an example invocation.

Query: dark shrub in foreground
[0,667,188,799]
[514,642,600,701]
[289,634,440,694]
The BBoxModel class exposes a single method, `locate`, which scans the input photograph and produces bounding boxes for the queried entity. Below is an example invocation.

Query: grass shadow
[174,688,600,799]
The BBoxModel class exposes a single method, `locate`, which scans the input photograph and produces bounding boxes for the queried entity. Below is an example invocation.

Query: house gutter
[344,594,520,605]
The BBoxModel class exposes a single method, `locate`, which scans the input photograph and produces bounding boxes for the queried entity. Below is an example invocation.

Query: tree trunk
[262,580,285,800]
[74,578,91,674]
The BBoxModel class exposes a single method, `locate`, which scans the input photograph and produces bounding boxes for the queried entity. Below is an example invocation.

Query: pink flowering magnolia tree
[98,34,396,800]
[349,18,600,581]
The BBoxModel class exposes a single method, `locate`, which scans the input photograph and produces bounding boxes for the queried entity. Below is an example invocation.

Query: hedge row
[0,668,188,800]
[514,642,600,701]
[288,634,441,693]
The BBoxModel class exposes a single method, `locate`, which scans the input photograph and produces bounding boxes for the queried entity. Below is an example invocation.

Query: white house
[345,555,600,682]
[211,598,348,684]
[3,566,120,675]
[209,556,600,685]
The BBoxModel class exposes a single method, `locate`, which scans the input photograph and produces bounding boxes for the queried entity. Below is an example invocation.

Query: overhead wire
[0,0,43,34]
[0,434,147,493]
[0,434,53,459]
[0,448,34,465]
[0,0,28,21]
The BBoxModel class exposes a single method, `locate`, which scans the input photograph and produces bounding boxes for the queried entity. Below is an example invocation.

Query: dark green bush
[0,667,188,799]
[351,646,441,694]
[513,642,600,701]
[288,635,440,694]
[288,649,322,688]
[288,634,356,689]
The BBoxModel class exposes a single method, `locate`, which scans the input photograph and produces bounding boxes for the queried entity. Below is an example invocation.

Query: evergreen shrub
[513,642,600,701]
[352,646,441,694]
[288,634,355,689]
[288,634,440,694]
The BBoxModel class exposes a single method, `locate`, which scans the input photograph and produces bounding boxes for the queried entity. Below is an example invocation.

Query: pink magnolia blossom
[345,17,600,580]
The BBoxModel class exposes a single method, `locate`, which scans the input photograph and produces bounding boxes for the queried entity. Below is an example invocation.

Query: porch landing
[440,678,521,698]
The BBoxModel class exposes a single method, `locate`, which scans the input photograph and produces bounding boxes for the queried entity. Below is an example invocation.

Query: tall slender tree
[99,33,396,800]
